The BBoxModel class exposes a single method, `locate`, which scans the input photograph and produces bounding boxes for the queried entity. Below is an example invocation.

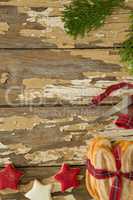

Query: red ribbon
[115,114,133,129]
[91,82,133,129]
[86,146,133,200]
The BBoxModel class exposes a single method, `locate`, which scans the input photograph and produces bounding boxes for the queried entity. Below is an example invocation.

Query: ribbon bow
[86,146,133,200]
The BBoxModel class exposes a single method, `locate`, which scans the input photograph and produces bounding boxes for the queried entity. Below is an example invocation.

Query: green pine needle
[63,0,133,74]
[120,11,133,74]
[62,0,124,37]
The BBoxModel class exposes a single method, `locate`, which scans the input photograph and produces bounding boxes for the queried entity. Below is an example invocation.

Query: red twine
[86,146,133,200]
[91,82,133,129]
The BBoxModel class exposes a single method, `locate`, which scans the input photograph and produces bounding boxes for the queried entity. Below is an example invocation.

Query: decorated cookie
[86,137,133,200]
[25,179,52,200]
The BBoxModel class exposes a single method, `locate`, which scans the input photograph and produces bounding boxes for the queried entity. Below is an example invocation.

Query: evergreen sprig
[120,11,133,73]
[63,0,133,74]
[62,0,124,37]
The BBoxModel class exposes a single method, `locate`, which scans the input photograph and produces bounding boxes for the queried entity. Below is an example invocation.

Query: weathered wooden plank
[0,106,110,167]
[0,49,132,106]
[0,0,132,9]
[0,106,133,167]
[0,0,69,8]
[0,1,132,48]
[0,166,91,200]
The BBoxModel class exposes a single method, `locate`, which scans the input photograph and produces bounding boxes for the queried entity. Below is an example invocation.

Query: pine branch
[62,0,124,37]
[120,11,133,73]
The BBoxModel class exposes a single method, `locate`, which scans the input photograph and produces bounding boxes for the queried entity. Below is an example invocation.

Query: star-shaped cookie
[25,179,52,200]
[54,163,80,192]
[0,164,23,190]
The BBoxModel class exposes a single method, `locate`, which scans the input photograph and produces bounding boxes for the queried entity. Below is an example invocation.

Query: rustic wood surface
[0,0,133,200]
[0,0,132,48]
[0,49,132,107]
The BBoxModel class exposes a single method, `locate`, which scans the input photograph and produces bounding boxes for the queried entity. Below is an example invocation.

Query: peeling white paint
[8,143,31,155]
[20,8,65,40]
[19,5,74,48]
[78,115,97,122]
[19,78,133,105]
[27,8,53,22]
[95,32,105,38]
[83,71,127,79]
[0,115,73,132]
[20,78,97,105]
[0,142,8,149]
[60,123,89,132]
[24,146,86,164]
[64,135,73,142]
[20,29,46,38]
[26,9,64,31]
[0,143,31,155]
[99,127,133,139]
[19,84,102,105]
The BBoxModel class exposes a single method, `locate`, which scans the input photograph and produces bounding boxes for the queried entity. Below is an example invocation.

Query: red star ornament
[0,164,23,190]
[54,163,80,192]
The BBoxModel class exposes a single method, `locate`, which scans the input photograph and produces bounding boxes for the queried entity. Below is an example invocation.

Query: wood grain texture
[0,49,132,106]
[0,0,132,48]
[0,166,91,200]
[0,0,132,8]
[0,106,133,167]
[0,2,132,200]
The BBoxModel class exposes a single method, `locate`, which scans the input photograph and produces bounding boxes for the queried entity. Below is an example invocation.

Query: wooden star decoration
[0,164,23,190]
[25,179,52,200]
[54,163,80,192]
